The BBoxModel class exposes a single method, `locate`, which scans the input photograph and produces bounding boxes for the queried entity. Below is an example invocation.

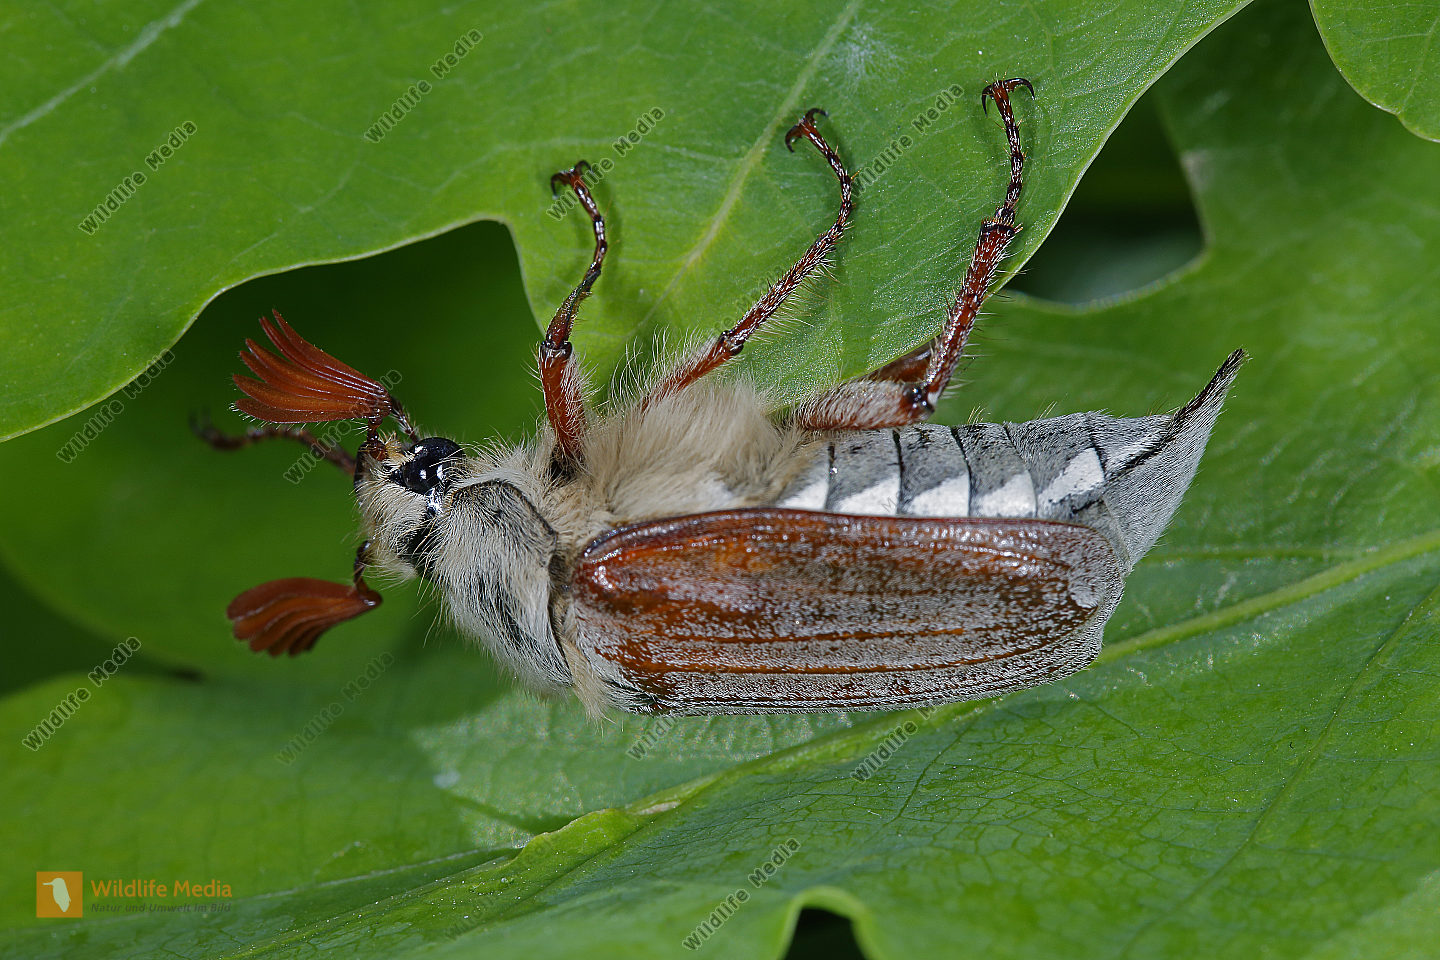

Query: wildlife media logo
[36,872,82,918]
[35,871,235,917]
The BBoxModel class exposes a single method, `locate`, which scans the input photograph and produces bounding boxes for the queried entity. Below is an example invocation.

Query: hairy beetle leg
[649,107,855,401]
[798,78,1034,430]
[542,162,608,469]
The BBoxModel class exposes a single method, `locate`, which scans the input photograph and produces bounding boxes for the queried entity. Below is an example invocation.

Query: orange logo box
[36,872,83,918]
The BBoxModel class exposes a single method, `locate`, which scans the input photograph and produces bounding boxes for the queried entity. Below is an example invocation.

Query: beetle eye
[397,437,462,494]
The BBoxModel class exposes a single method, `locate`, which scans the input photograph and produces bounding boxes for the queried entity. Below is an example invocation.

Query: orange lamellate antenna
[233,310,415,440]
[226,543,382,656]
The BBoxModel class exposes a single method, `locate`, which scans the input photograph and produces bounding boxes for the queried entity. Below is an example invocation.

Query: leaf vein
[634,0,866,334]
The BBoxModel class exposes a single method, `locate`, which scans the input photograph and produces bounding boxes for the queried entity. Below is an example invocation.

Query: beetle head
[222,313,562,678]
[353,432,471,576]
[352,432,569,690]
[351,434,464,557]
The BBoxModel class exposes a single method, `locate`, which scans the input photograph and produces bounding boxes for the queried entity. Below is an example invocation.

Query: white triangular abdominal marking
[1037,448,1105,511]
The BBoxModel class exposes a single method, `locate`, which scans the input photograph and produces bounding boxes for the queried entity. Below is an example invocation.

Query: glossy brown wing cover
[570,508,1125,713]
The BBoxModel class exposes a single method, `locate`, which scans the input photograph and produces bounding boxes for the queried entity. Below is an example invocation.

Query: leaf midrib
[632,0,866,337]
[0,0,210,149]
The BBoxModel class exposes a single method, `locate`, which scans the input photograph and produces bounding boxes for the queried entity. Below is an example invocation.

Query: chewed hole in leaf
[1011,92,1205,305]
[784,907,866,960]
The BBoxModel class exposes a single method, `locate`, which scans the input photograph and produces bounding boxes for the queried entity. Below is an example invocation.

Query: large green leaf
[6,0,1440,957]
[1311,0,1440,142]
[0,0,1246,439]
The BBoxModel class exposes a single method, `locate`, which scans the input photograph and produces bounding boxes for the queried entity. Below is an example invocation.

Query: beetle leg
[866,342,935,383]
[191,412,357,474]
[542,161,608,469]
[648,108,854,401]
[797,78,1033,431]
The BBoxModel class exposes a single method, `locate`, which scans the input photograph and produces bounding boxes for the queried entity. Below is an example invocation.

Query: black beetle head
[396,437,462,495]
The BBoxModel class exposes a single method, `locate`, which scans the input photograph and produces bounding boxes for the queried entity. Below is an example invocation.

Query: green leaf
[6,0,1440,958]
[1311,0,1440,142]
[0,0,1247,439]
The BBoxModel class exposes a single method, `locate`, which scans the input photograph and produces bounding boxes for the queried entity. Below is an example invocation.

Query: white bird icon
[42,877,71,913]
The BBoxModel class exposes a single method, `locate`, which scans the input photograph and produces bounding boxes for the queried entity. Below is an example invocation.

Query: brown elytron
[574,509,1122,711]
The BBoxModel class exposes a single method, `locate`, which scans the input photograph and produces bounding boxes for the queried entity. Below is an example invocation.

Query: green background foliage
[4,0,1439,957]
[1311,0,1440,142]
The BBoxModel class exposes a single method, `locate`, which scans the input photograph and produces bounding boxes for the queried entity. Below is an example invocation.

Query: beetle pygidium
[200,79,1243,715]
